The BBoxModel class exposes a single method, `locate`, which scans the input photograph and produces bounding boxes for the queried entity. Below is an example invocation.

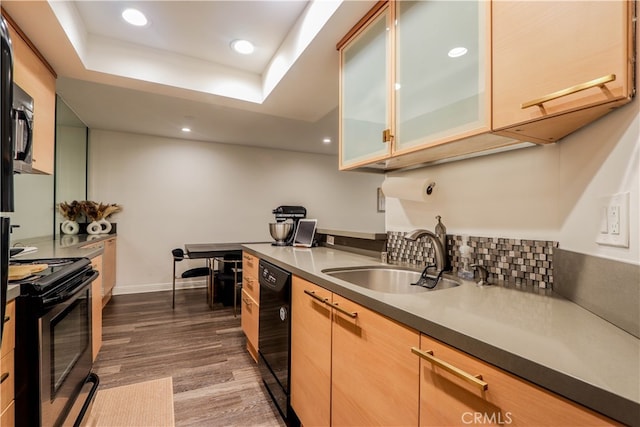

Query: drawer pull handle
[412,347,488,391]
[304,289,329,304]
[328,301,357,318]
[242,297,252,307]
[3,316,9,323]
[303,290,357,318]
[0,372,8,384]
[521,74,616,109]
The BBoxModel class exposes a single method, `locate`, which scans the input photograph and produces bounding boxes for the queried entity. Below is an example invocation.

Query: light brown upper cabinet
[4,13,56,175]
[492,0,635,144]
[338,1,635,171]
[339,3,393,169]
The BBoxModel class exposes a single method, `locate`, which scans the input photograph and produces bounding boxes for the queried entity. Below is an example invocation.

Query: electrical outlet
[608,205,620,235]
[327,235,335,245]
[596,192,630,247]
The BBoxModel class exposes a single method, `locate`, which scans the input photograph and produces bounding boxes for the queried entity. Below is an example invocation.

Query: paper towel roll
[381,177,435,202]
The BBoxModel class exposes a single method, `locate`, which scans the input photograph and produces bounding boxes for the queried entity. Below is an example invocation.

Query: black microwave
[13,83,33,173]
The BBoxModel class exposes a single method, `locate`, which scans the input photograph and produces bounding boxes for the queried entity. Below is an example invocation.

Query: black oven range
[12,257,100,427]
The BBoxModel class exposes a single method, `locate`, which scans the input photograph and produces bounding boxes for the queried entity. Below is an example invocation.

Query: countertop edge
[243,245,640,426]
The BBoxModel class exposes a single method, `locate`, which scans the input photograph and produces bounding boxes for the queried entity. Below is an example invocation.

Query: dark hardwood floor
[93,288,285,426]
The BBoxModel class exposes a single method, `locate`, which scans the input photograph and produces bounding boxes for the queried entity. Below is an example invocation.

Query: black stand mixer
[270,206,306,246]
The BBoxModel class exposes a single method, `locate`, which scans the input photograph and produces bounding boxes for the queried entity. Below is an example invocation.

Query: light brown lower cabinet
[90,255,103,361]
[332,293,420,426]
[290,276,620,426]
[81,236,117,308]
[290,276,419,426]
[240,288,259,362]
[101,237,117,307]
[290,278,332,427]
[0,301,16,426]
[417,334,618,426]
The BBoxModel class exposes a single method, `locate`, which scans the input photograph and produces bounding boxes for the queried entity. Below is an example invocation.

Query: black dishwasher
[258,259,293,423]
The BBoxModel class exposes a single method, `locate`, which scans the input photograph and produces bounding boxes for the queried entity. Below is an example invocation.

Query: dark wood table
[184,242,267,311]
[184,243,245,259]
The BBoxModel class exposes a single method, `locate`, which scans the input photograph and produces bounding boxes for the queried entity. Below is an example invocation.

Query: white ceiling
[2,0,376,154]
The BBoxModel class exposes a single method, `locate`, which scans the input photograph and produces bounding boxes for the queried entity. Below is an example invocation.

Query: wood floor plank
[92,289,285,427]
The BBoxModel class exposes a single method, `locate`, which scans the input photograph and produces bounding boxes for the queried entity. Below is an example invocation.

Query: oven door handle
[41,270,99,307]
[73,373,100,427]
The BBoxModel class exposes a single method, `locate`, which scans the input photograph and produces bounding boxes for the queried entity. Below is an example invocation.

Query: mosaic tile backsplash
[386,232,559,289]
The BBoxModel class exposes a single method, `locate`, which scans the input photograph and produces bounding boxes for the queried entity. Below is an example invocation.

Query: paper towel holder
[426,182,436,195]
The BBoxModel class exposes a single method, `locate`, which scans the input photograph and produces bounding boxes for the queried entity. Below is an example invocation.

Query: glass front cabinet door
[339,1,493,170]
[394,0,490,154]
[339,5,393,170]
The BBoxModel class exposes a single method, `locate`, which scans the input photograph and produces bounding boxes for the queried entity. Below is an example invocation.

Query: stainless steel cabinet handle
[303,289,329,304]
[412,347,488,391]
[304,289,357,317]
[521,74,616,109]
[328,301,357,318]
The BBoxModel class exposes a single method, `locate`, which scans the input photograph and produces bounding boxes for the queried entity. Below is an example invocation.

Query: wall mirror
[54,95,88,237]
[9,96,87,242]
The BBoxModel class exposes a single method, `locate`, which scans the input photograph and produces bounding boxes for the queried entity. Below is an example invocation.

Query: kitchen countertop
[7,234,116,302]
[243,243,639,426]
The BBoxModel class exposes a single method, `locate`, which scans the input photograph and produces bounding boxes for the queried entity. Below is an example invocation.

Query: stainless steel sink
[322,266,460,294]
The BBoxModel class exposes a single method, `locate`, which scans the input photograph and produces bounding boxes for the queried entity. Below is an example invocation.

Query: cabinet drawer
[0,399,14,427]
[418,335,616,426]
[242,252,259,302]
[0,350,14,412]
[242,252,258,278]
[240,289,259,359]
[0,301,15,358]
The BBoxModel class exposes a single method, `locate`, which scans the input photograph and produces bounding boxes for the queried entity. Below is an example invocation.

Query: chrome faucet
[404,228,447,274]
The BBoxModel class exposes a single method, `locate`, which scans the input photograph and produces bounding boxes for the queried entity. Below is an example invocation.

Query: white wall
[10,173,54,241]
[88,129,384,294]
[385,95,639,265]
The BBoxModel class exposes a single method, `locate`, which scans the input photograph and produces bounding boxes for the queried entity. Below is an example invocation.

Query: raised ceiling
[1,1,375,154]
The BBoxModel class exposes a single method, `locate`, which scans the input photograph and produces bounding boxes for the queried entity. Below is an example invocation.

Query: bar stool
[172,248,212,309]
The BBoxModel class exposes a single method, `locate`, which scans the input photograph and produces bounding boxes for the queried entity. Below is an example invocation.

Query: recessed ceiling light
[322,138,331,144]
[448,47,468,58]
[122,8,148,26]
[181,127,191,133]
[231,39,255,55]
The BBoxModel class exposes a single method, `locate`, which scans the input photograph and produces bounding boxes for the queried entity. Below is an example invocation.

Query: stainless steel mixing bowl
[269,222,294,246]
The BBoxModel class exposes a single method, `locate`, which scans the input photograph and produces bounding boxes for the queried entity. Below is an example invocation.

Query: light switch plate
[596,192,630,247]
[599,206,608,233]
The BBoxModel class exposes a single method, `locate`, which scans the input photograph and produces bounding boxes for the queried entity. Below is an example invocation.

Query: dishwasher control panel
[258,260,291,292]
